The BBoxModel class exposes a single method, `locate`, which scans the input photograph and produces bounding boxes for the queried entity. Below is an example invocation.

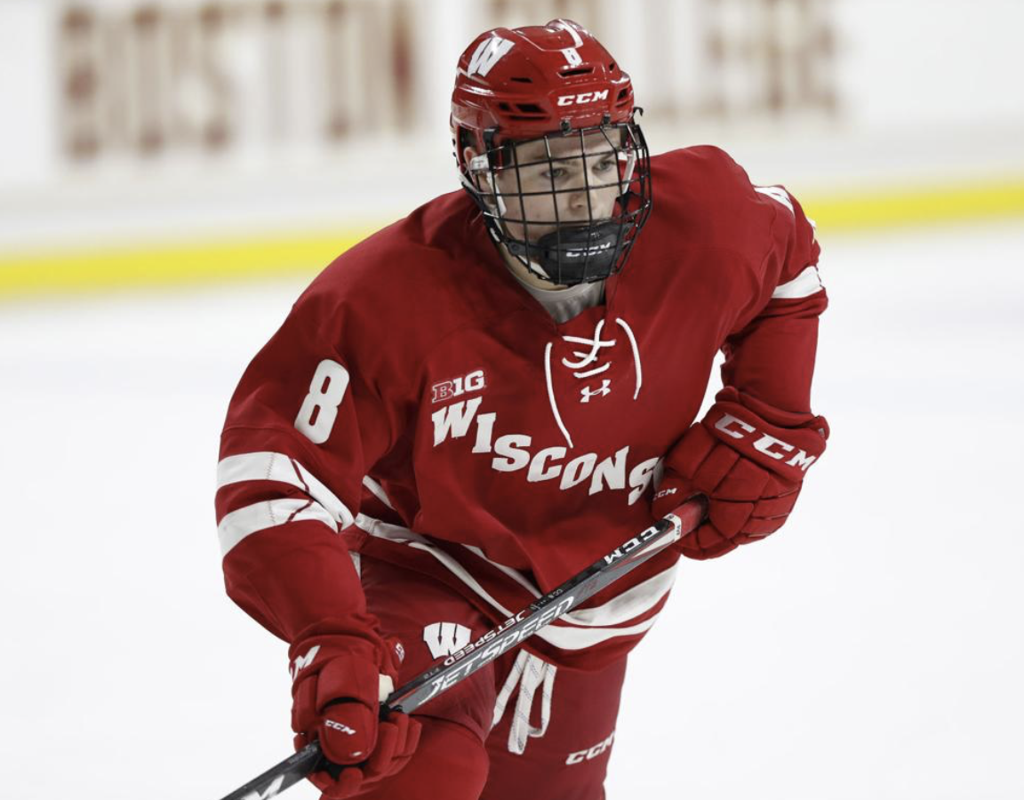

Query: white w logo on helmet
[423,622,472,659]
[467,37,514,77]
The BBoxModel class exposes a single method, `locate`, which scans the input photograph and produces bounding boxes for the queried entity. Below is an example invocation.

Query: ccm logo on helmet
[714,412,817,471]
[556,90,610,106]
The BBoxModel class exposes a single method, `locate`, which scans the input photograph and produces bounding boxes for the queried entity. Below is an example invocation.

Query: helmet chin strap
[503,221,625,287]
[500,246,559,286]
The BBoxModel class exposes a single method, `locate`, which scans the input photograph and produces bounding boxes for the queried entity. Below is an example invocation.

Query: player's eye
[542,167,568,180]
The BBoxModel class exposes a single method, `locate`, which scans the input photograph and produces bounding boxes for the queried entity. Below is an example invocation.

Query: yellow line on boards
[805,176,1024,231]
[2,177,1024,300]
[0,229,376,301]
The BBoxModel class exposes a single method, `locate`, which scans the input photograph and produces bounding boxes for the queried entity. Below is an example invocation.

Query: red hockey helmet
[451,19,652,287]
[452,18,636,161]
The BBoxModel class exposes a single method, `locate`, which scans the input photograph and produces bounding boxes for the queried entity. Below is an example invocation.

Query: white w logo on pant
[423,622,472,659]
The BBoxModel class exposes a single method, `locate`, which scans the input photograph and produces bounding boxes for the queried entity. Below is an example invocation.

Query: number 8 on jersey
[294,359,350,444]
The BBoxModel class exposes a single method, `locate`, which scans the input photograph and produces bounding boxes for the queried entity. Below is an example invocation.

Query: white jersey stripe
[217,451,354,529]
[355,513,670,650]
[543,617,659,649]
[463,542,678,628]
[772,265,824,300]
[362,475,395,510]
[463,544,544,598]
[218,451,299,487]
[560,566,677,628]
[754,185,794,213]
[218,498,337,556]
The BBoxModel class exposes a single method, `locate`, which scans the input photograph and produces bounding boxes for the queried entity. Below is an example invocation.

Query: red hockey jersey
[215,146,827,671]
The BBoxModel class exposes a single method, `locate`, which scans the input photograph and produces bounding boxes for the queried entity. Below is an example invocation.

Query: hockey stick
[217,499,705,800]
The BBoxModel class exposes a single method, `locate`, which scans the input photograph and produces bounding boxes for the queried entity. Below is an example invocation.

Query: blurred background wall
[1,0,1022,300]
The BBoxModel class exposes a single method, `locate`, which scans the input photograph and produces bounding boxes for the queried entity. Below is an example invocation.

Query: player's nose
[566,184,612,218]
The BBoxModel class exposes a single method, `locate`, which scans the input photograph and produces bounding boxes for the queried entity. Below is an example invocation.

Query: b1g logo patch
[431,369,486,403]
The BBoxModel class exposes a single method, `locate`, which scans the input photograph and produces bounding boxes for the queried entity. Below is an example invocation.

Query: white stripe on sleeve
[362,476,395,510]
[754,185,794,213]
[463,542,677,628]
[217,451,354,529]
[218,498,337,556]
[772,265,824,300]
[541,617,659,649]
[561,566,677,628]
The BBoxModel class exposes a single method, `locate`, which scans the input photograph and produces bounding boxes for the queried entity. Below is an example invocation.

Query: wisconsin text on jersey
[430,318,659,505]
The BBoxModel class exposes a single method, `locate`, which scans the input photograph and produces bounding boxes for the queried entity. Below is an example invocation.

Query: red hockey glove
[654,393,828,560]
[289,634,421,799]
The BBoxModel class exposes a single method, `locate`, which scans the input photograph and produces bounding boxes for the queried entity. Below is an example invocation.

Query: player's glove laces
[289,632,421,799]
[654,389,828,560]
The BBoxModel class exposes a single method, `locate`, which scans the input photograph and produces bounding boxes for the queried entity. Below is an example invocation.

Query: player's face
[492,131,622,243]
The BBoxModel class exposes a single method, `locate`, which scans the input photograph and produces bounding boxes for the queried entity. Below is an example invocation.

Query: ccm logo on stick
[714,412,817,471]
[556,90,609,106]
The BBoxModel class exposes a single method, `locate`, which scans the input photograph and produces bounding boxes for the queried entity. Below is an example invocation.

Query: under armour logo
[423,622,472,659]
[562,321,617,406]
[290,645,320,681]
[580,380,612,403]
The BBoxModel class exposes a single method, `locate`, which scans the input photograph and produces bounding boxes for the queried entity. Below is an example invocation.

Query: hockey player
[216,19,828,800]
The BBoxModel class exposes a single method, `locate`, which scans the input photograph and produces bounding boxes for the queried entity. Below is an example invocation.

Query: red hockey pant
[353,555,628,800]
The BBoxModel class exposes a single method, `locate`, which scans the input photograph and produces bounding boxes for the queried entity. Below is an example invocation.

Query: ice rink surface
[1,220,1023,799]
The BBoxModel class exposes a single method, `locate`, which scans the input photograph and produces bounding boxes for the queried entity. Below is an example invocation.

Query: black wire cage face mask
[463,118,653,287]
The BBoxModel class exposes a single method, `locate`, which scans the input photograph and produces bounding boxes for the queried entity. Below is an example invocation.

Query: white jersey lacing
[544,316,643,449]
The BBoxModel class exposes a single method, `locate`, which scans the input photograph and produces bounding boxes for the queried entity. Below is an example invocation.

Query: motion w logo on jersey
[423,622,472,659]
